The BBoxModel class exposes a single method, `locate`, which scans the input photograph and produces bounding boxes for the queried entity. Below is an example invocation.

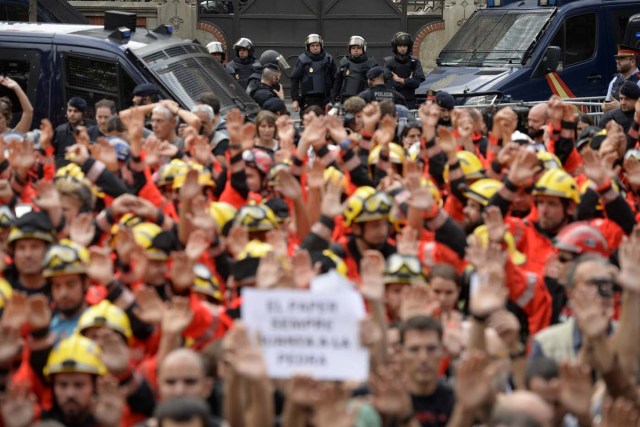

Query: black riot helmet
[391,32,413,54]
[259,50,291,70]
[233,37,254,57]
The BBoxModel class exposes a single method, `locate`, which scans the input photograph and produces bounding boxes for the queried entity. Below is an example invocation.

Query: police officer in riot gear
[383,32,425,109]
[358,66,406,106]
[206,41,226,64]
[226,37,261,90]
[246,50,291,96]
[290,34,337,112]
[331,36,379,103]
[249,64,285,108]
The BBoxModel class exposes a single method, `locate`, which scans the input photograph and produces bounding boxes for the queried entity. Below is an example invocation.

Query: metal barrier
[407,96,606,125]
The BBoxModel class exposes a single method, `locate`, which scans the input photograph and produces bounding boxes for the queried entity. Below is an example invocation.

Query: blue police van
[416,0,640,104]
[0,12,259,128]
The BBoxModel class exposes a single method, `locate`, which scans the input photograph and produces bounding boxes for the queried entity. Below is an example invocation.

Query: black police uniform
[249,82,280,108]
[332,55,379,103]
[290,51,337,110]
[383,54,425,109]
[357,84,407,106]
[226,56,261,90]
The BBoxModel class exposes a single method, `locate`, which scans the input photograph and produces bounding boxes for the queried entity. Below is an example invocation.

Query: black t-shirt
[411,382,455,427]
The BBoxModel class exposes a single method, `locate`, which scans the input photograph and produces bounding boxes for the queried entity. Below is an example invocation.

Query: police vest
[339,56,377,99]
[384,55,418,79]
[611,72,640,101]
[227,60,259,89]
[298,53,332,97]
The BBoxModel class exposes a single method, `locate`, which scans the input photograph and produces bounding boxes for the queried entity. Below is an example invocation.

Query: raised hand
[129,244,149,282]
[94,328,130,375]
[169,251,195,292]
[26,294,51,332]
[161,296,193,336]
[227,224,249,258]
[285,375,324,408]
[495,142,520,168]
[470,248,507,318]
[313,384,355,427]
[179,169,201,201]
[397,226,419,256]
[360,250,385,301]
[292,250,315,289]
[276,115,296,144]
[0,326,21,365]
[400,285,440,321]
[581,149,609,187]
[274,168,302,200]
[307,159,326,190]
[370,366,413,418]
[69,213,96,248]
[66,143,90,166]
[407,184,435,212]
[157,141,179,158]
[436,126,458,159]
[601,397,640,427]
[92,375,125,427]
[301,116,327,151]
[39,119,54,151]
[0,293,29,331]
[617,225,640,292]
[362,102,381,135]
[321,180,344,218]
[86,246,114,285]
[418,101,439,130]
[507,148,542,187]
[90,139,118,172]
[483,206,507,244]
[225,108,245,146]
[133,286,165,325]
[226,321,268,380]
[256,250,291,289]
[623,156,640,187]
[454,350,496,412]
[0,381,35,427]
[8,140,36,172]
[326,114,348,144]
[185,228,210,262]
[558,361,593,419]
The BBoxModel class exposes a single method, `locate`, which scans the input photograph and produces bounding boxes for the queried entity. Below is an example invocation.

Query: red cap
[615,44,639,59]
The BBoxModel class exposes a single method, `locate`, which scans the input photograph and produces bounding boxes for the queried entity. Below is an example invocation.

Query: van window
[550,13,597,69]
[64,54,137,116]
[0,50,39,128]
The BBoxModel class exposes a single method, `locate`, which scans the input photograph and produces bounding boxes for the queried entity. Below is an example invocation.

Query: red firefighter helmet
[554,222,609,257]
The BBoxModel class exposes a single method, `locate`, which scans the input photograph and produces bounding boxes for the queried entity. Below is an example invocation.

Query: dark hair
[564,252,609,289]
[428,264,461,289]
[400,121,422,139]
[302,105,324,118]
[155,397,213,427]
[399,315,443,344]
[95,99,116,114]
[196,92,221,115]
[0,96,12,122]
[107,115,125,133]
[524,356,558,389]
[577,114,593,126]
[379,99,396,118]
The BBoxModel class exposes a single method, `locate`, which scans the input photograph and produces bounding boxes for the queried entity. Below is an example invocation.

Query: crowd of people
[1,29,640,427]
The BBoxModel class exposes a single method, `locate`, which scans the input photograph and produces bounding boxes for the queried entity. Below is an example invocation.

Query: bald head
[158,348,212,401]
[491,391,554,427]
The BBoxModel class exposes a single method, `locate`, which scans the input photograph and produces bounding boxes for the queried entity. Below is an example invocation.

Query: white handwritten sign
[241,287,369,381]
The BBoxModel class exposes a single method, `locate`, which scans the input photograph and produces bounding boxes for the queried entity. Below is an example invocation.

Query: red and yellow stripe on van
[545,72,587,112]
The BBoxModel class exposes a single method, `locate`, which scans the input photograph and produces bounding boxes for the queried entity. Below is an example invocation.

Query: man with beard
[332,36,379,103]
[52,97,88,168]
[290,34,337,112]
[249,64,284,108]
[435,91,454,127]
[604,45,640,113]
[42,240,91,342]
[527,103,548,146]
[601,80,640,138]
[383,32,425,109]
[226,38,260,90]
